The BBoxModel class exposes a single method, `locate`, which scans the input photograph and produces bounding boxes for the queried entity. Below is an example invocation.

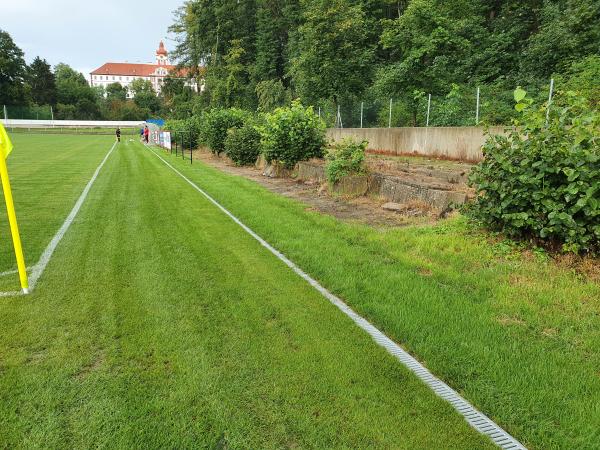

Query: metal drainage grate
[149,147,528,450]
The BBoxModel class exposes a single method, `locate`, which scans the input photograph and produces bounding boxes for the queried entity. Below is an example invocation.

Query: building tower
[156,41,169,66]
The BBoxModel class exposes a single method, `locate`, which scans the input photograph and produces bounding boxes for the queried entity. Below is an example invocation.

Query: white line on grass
[146,145,527,450]
[0,267,31,277]
[0,142,117,297]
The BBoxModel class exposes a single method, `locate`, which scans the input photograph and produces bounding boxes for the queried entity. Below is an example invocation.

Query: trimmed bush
[258,100,326,169]
[465,89,600,254]
[225,122,262,166]
[325,138,368,183]
[201,108,247,155]
[164,117,201,148]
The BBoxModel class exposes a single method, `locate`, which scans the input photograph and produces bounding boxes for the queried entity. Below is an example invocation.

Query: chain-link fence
[3,105,54,121]
[310,80,555,128]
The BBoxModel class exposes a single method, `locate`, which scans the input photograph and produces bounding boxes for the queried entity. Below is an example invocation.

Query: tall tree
[521,0,600,79]
[253,0,300,85]
[212,39,250,108]
[54,63,101,119]
[0,29,27,105]
[130,79,160,114]
[129,78,155,97]
[170,0,258,105]
[27,57,56,105]
[291,0,375,105]
[55,63,95,105]
[106,82,127,101]
[165,0,600,121]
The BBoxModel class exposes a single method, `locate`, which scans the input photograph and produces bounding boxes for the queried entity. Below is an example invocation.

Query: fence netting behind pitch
[311,80,553,128]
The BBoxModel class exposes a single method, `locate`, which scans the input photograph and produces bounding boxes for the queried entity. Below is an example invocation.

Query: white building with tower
[89,42,201,97]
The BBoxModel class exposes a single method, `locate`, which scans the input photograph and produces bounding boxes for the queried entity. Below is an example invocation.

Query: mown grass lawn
[149,145,600,450]
[0,134,114,290]
[0,135,494,448]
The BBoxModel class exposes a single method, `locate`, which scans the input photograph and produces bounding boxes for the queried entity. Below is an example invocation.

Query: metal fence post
[426,94,431,127]
[475,87,480,125]
[360,101,364,128]
[546,78,554,126]
[335,104,343,129]
[388,98,392,128]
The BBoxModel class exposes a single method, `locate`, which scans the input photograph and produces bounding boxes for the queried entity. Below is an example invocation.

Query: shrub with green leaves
[164,117,201,148]
[325,138,368,184]
[465,88,600,254]
[163,118,183,133]
[258,100,326,169]
[201,108,247,155]
[225,122,262,166]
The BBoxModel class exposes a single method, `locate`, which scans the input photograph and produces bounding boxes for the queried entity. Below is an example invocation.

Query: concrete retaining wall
[296,161,467,210]
[327,126,505,162]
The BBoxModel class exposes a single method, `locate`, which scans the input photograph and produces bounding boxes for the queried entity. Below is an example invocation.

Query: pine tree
[27,57,57,105]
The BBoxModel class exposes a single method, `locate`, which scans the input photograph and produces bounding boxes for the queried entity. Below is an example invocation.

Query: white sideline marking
[146,145,526,450]
[0,142,117,297]
[0,267,31,277]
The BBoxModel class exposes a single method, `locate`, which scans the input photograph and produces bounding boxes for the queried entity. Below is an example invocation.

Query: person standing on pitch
[116,127,121,143]
[144,125,150,144]
[140,126,145,142]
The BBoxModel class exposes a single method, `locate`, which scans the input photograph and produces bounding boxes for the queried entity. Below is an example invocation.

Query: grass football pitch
[0,134,598,448]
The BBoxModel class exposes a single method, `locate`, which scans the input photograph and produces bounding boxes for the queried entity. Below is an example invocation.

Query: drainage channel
[146,145,527,450]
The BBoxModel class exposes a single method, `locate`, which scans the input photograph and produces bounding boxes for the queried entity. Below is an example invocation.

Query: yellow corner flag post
[0,124,29,294]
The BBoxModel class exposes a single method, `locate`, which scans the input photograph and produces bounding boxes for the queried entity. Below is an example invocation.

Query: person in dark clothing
[116,127,121,142]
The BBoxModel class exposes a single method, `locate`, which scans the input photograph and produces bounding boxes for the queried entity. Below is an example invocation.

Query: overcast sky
[0,0,184,78]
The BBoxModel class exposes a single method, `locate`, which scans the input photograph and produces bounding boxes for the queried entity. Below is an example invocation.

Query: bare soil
[195,150,438,227]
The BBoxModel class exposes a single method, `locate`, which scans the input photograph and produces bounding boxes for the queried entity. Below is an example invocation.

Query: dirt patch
[497,315,526,327]
[553,253,600,283]
[74,352,105,380]
[25,349,47,365]
[195,151,435,228]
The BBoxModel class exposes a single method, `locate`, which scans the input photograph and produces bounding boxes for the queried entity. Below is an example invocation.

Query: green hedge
[225,121,262,166]
[163,117,201,148]
[200,108,248,155]
[258,100,326,169]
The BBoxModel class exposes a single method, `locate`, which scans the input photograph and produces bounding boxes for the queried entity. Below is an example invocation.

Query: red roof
[157,41,168,56]
[90,62,190,77]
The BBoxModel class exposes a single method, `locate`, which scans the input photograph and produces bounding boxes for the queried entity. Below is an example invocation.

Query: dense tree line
[2,1,598,125]
[0,29,193,121]
[169,0,599,126]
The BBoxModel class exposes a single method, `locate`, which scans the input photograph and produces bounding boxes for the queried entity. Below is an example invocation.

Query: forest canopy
[169,0,600,126]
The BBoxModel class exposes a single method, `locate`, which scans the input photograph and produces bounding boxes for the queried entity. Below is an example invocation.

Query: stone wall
[296,162,468,210]
[326,126,505,162]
